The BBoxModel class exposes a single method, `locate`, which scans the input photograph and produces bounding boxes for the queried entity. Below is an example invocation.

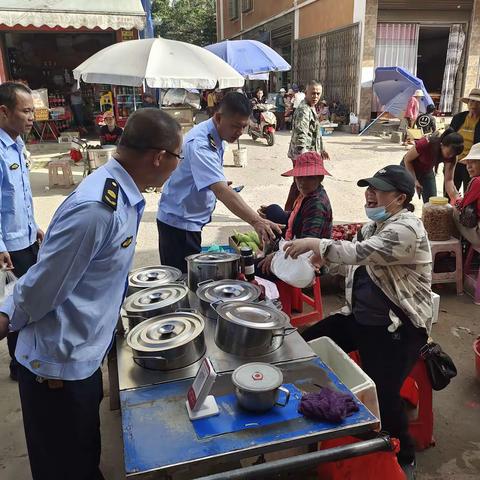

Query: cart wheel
[266,132,275,146]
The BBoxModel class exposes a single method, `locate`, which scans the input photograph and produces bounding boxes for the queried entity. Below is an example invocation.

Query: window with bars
[242,0,253,12]
[229,0,239,20]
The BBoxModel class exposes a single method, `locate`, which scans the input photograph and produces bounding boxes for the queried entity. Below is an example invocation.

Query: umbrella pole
[358,110,386,136]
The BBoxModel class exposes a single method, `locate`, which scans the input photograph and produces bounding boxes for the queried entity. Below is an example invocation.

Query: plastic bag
[349,112,358,125]
[270,239,315,288]
[0,270,16,304]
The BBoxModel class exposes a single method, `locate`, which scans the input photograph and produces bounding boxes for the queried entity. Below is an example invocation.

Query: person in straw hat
[256,151,333,277]
[445,88,480,196]
[401,88,424,145]
[452,142,480,247]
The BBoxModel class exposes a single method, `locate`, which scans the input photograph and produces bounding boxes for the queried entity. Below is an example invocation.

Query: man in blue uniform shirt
[0,82,44,380]
[157,92,282,272]
[0,108,182,480]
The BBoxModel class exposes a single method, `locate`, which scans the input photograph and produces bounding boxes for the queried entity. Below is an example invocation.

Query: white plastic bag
[349,112,359,125]
[270,239,315,288]
[0,270,16,304]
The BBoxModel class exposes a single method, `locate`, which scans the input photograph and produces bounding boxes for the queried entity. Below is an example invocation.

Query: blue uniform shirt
[0,159,145,380]
[0,128,38,252]
[157,118,226,231]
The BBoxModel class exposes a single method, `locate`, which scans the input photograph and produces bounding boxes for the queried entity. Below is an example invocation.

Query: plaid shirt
[291,185,332,239]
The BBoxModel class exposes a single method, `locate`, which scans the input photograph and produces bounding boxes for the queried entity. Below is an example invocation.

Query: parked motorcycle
[248,103,276,146]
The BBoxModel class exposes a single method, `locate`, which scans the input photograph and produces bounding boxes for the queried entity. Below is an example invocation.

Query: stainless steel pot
[123,284,190,329]
[196,279,261,319]
[214,301,296,357]
[186,252,241,291]
[126,311,205,370]
[128,265,183,295]
[232,362,290,412]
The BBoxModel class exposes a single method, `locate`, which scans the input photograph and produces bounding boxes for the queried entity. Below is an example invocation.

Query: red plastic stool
[463,244,480,304]
[275,277,323,326]
[349,353,434,451]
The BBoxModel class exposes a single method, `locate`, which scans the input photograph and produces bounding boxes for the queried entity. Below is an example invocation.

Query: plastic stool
[349,353,434,451]
[275,277,323,326]
[48,159,74,188]
[463,244,480,305]
[430,237,463,294]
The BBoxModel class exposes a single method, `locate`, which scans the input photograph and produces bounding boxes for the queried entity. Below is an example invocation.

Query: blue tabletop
[121,357,379,476]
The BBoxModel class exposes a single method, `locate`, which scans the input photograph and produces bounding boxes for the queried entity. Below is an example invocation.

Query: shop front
[0,0,146,139]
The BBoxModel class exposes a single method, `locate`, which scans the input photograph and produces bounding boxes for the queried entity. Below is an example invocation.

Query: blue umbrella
[360,67,434,135]
[373,67,433,117]
[205,39,290,77]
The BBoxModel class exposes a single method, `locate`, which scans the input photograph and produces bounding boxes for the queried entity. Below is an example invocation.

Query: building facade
[217,0,480,123]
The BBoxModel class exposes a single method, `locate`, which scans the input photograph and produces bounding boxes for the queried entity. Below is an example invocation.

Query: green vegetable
[246,231,261,247]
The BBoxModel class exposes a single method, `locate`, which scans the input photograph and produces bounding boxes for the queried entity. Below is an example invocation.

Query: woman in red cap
[257,151,333,276]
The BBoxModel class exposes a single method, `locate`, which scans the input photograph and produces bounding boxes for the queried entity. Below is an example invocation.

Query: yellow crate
[34,108,49,121]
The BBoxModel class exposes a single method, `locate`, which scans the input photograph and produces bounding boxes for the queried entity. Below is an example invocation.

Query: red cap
[281,151,331,177]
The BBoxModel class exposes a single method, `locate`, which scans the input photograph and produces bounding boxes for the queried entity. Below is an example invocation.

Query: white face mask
[364,196,400,222]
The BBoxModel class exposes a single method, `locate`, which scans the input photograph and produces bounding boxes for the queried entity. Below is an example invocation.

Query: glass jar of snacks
[422,196,453,241]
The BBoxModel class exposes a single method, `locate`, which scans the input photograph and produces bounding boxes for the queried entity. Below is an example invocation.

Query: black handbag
[459,203,478,229]
[420,342,457,391]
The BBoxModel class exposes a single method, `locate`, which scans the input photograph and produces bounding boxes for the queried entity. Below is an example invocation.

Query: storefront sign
[121,29,135,41]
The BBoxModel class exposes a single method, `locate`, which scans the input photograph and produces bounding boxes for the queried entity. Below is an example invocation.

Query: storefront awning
[0,0,146,31]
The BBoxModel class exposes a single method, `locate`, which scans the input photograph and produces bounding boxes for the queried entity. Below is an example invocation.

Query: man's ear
[0,105,8,119]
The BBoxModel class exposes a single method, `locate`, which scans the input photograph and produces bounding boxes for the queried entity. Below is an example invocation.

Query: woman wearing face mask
[452,143,480,247]
[283,165,432,480]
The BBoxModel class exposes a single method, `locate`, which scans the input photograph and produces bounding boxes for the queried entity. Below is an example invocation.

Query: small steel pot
[123,284,190,329]
[127,311,205,371]
[128,265,183,296]
[186,252,240,291]
[214,301,296,357]
[196,279,261,319]
[232,362,290,412]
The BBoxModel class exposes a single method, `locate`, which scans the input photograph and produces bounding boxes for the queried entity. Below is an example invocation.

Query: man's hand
[36,228,45,244]
[415,180,423,197]
[0,251,13,270]
[258,253,274,275]
[283,238,318,259]
[251,218,282,245]
[0,313,9,340]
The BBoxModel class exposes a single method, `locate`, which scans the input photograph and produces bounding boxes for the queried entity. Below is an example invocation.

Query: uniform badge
[102,178,119,211]
[9,163,19,170]
[207,133,217,151]
[121,236,133,248]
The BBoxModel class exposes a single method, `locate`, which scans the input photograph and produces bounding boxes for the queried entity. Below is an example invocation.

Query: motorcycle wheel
[265,132,275,146]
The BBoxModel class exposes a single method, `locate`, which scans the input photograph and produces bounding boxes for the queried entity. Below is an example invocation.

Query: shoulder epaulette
[102,178,119,210]
[207,133,217,151]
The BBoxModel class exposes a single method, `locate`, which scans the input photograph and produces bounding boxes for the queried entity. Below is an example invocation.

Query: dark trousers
[157,220,202,273]
[18,364,104,480]
[275,111,285,131]
[7,242,39,363]
[418,171,437,204]
[454,162,471,195]
[302,313,427,464]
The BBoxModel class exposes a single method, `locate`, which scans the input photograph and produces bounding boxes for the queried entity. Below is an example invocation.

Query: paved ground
[0,131,479,479]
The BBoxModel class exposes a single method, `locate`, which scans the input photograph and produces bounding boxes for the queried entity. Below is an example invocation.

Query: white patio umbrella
[73,38,244,89]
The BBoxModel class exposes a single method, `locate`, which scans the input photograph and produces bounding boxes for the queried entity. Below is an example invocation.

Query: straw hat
[279,88,286,93]
[414,89,424,97]
[282,151,331,177]
[461,88,480,103]
[459,142,480,163]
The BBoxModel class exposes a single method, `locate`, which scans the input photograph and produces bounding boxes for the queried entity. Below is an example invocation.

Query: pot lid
[124,284,188,314]
[129,265,182,289]
[216,301,290,329]
[127,312,204,352]
[186,252,240,264]
[196,280,261,304]
[232,362,283,392]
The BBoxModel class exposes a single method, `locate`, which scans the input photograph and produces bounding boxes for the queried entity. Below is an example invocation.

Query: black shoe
[400,460,416,480]
[9,360,18,382]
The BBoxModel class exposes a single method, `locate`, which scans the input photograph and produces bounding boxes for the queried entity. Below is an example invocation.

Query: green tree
[152,0,217,46]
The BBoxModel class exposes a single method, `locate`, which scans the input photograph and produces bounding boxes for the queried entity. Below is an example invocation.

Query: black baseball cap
[357,165,415,198]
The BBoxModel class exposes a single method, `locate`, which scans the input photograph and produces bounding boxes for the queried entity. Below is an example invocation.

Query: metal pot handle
[197,279,214,287]
[123,314,147,320]
[132,355,166,361]
[175,307,198,313]
[275,386,290,407]
[209,299,224,311]
[272,327,297,338]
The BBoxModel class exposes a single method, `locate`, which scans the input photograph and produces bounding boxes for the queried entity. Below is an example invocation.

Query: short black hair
[218,92,252,117]
[0,82,32,110]
[119,108,181,152]
[426,104,435,114]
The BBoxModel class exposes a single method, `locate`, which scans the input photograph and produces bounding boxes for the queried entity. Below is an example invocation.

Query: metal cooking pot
[196,279,261,319]
[232,362,290,412]
[128,265,183,295]
[123,284,190,329]
[126,311,205,370]
[214,301,296,357]
[186,252,240,291]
